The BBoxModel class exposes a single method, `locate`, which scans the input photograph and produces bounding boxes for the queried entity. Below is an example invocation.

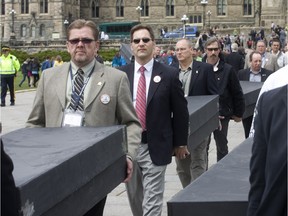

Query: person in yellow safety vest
[0,46,20,107]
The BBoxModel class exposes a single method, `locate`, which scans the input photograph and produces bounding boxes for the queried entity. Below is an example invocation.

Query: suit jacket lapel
[245,69,250,81]
[125,64,135,97]
[147,61,162,106]
[85,62,105,109]
[55,64,70,109]
[189,61,200,93]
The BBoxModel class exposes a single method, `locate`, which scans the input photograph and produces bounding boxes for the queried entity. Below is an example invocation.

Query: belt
[141,131,148,144]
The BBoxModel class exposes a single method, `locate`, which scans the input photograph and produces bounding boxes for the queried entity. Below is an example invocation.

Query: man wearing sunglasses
[119,24,189,216]
[26,19,142,216]
[172,38,218,188]
[203,37,245,162]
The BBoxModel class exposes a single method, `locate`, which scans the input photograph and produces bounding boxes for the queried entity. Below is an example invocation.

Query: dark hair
[271,38,281,43]
[130,24,155,41]
[67,19,99,40]
[255,40,267,47]
[249,51,261,62]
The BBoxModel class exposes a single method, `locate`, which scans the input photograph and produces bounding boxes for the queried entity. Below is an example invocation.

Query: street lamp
[63,19,69,38]
[200,0,208,30]
[207,10,212,29]
[181,14,189,38]
[136,6,142,22]
[9,9,16,39]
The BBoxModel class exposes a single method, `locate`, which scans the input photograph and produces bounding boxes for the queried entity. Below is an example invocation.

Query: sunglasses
[68,38,95,45]
[132,38,151,44]
[207,48,219,52]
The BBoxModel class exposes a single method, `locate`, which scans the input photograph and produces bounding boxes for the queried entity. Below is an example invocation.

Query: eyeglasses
[68,38,95,45]
[207,48,219,52]
[132,38,152,44]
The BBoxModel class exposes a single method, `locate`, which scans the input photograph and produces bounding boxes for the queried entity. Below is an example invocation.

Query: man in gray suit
[244,40,279,72]
[26,19,141,216]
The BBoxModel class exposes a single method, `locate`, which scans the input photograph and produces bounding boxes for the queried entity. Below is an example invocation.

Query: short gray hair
[231,43,238,52]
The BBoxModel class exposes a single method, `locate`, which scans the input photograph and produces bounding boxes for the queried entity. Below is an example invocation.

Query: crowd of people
[1,19,287,216]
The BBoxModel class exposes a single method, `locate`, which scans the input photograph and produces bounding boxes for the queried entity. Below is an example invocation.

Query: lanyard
[69,64,95,108]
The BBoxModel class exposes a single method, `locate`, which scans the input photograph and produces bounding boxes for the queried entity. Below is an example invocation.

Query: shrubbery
[10,49,118,64]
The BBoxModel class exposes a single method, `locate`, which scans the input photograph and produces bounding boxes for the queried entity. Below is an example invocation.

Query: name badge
[62,109,84,127]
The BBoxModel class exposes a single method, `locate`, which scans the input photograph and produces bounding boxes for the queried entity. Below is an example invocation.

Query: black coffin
[240,81,263,119]
[167,138,252,216]
[187,95,219,150]
[2,126,127,216]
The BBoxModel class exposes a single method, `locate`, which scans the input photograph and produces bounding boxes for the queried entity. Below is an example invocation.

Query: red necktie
[136,66,146,130]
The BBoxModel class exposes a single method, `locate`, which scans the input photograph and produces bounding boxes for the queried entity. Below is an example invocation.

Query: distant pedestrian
[0,46,20,107]
[53,55,63,67]
[30,57,41,88]
[112,52,126,67]
[19,58,31,87]
[41,56,53,71]
[225,43,245,73]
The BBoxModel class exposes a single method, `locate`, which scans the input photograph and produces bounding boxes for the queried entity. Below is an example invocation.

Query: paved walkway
[1,90,245,216]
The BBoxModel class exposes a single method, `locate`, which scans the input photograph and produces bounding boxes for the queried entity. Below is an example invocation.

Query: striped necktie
[136,66,146,130]
[70,68,84,111]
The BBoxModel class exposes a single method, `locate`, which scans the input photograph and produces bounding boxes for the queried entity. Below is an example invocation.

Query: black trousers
[207,117,230,162]
[242,116,253,139]
[83,196,107,216]
[1,75,15,105]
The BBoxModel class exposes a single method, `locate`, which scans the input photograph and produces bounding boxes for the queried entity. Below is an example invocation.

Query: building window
[189,15,202,24]
[21,0,29,14]
[140,0,149,17]
[40,0,48,13]
[217,0,227,16]
[39,24,45,37]
[1,0,5,15]
[1,25,4,38]
[31,25,36,37]
[92,0,99,18]
[21,24,27,37]
[243,0,252,15]
[166,0,174,16]
[116,0,124,17]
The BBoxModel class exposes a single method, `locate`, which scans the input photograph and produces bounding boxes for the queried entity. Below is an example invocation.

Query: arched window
[40,0,48,13]
[217,0,227,16]
[21,24,27,37]
[243,0,252,15]
[116,0,124,17]
[92,0,99,18]
[21,0,29,14]
[140,0,149,17]
[166,0,174,16]
[39,24,45,37]
[31,25,36,37]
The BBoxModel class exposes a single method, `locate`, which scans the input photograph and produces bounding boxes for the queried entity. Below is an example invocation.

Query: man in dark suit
[247,84,287,216]
[238,51,273,138]
[119,24,189,216]
[172,38,218,188]
[224,43,245,73]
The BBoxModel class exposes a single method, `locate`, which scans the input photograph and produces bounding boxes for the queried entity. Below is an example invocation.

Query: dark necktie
[70,68,84,111]
[136,66,146,130]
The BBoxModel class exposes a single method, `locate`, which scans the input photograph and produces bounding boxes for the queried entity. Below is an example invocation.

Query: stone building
[0,0,287,43]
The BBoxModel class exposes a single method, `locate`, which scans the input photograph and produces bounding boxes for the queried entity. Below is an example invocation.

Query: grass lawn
[14,73,40,91]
